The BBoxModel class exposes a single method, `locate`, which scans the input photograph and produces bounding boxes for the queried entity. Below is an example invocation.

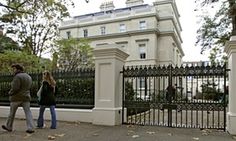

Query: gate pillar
[92,44,129,126]
[225,36,236,135]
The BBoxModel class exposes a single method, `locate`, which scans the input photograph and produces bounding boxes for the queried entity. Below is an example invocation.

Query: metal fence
[122,64,228,130]
[0,68,95,109]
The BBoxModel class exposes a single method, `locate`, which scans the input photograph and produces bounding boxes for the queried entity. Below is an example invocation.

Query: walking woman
[37,71,57,129]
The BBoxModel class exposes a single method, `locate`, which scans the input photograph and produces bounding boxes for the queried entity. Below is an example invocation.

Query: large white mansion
[59,0,184,66]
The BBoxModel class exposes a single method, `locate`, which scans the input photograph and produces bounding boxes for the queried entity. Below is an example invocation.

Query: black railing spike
[130,66,133,70]
[167,64,171,69]
[153,65,157,69]
[162,64,165,69]
[185,64,189,69]
[175,64,178,68]
[191,63,194,67]
[148,65,152,70]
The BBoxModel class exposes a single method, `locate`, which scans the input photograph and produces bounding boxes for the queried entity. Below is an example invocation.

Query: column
[225,36,236,135]
[92,44,129,126]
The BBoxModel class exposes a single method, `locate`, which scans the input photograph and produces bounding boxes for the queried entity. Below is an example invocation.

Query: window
[139,78,146,89]
[119,24,126,32]
[83,29,88,37]
[139,21,146,30]
[117,43,127,48]
[96,43,108,46]
[139,43,146,59]
[173,48,175,63]
[101,26,106,35]
[116,41,128,48]
[66,31,71,39]
[176,50,179,65]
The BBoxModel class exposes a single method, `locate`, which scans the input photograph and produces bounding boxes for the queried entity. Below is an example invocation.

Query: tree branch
[0,2,27,13]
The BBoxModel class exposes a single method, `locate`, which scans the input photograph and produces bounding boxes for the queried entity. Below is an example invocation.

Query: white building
[59,0,184,66]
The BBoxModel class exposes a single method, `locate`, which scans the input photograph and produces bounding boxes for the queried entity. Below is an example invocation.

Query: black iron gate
[121,64,228,130]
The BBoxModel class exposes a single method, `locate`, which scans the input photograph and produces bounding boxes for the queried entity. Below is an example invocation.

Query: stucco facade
[59,0,184,66]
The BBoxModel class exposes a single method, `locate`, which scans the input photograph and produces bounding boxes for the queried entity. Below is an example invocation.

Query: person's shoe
[36,124,46,129]
[1,125,12,132]
[26,130,35,134]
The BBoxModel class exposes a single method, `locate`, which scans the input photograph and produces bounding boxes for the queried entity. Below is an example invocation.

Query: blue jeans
[37,105,57,129]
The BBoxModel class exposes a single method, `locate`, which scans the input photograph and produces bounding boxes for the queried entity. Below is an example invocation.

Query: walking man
[2,64,35,133]
[166,85,176,102]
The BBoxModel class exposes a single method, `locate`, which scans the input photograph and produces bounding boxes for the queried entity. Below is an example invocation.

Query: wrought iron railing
[0,68,95,109]
[122,64,228,130]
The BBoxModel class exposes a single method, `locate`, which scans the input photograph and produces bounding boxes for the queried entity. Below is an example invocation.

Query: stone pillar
[225,36,236,135]
[92,44,129,126]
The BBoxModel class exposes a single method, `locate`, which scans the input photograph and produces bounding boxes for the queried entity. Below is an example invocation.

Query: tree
[125,81,136,101]
[195,0,234,64]
[200,82,221,100]
[0,1,29,14]
[0,50,52,73]
[55,38,94,70]
[0,35,19,52]
[51,52,59,70]
[0,0,73,56]
[0,0,89,12]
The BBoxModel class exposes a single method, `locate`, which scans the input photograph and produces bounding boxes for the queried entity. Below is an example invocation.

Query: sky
[68,0,209,62]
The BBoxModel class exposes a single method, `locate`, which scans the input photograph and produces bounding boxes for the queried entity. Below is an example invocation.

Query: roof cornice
[59,13,159,30]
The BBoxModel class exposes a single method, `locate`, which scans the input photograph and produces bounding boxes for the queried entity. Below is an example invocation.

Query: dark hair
[11,64,24,71]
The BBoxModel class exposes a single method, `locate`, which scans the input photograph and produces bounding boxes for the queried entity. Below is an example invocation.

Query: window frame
[83,29,88,37]
[139,43,146,59]
[100,26,106,35]
[139,78,146,89]
[139,20,147,30]
[66,31,71,39]
[119,23,126,32]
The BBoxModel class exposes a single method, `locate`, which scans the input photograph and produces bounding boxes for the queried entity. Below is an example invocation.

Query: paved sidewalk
[0,117,235,141]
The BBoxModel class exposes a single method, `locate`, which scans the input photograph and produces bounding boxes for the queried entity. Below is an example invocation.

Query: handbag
[37,85,43,101]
